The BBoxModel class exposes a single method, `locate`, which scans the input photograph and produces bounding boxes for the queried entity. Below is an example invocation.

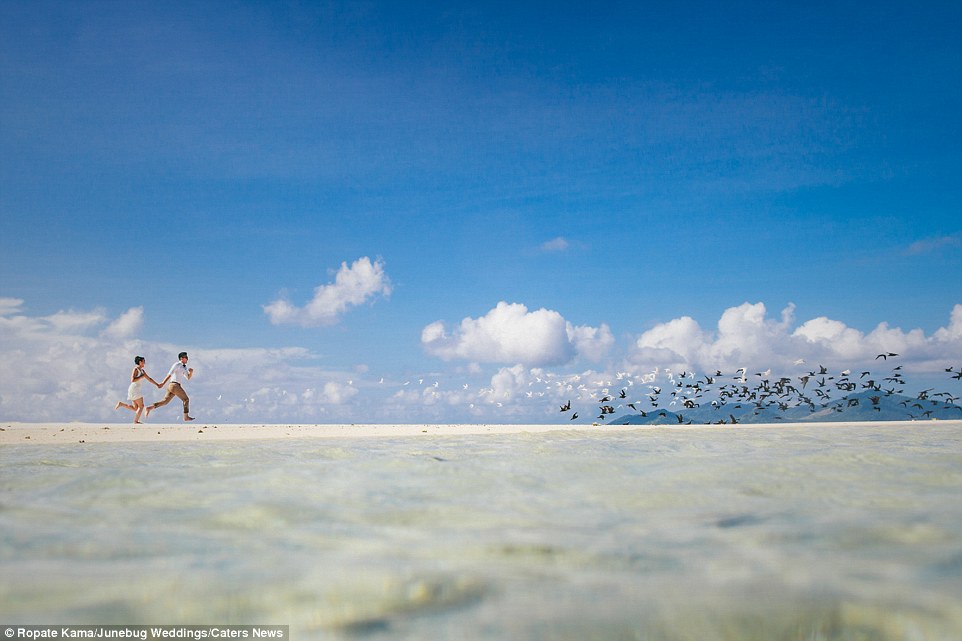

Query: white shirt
[168,361,190,386]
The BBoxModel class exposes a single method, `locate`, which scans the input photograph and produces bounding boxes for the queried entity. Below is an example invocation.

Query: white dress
[127,368,145,401]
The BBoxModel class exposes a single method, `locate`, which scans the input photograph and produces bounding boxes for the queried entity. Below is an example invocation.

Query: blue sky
[1,0,960,423]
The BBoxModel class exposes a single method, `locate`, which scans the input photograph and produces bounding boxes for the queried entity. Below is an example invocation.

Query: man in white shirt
[146,351,195,421]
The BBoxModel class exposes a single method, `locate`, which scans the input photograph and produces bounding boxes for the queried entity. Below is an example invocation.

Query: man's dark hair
[178,352,188,360]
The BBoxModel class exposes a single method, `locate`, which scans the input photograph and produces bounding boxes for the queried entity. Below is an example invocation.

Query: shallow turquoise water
[2,425,961,639]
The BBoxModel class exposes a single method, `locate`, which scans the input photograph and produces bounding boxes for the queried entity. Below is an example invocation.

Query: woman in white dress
[114,356,162,423]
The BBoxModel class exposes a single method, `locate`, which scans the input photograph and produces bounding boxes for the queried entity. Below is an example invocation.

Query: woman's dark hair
[134,356,145,365]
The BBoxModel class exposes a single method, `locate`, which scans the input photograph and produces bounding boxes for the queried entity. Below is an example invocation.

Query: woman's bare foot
[184,416,195,422]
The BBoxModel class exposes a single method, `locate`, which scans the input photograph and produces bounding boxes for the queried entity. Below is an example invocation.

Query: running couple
[115,352,195,423]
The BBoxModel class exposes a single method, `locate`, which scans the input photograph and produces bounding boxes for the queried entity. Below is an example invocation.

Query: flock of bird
[557,354,962,425]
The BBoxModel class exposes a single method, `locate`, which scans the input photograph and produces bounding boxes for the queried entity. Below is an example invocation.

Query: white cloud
[320,380,359,405]
[4,296,960,425]
[0,297,24,316]
[264,256,392,327]
[46,309,109,333]
[934,304,962,342]
[0,303,365,422]
[102,306,144,340]
[490,364,529,400]
[792,316,868,360]
[904,235,960,256]
[168,346,363,421]
[629,302,962,373]
[0,306,130,421]
[387,364,574,421]
[422,301,613,367]
[567,323,616,362]
[540,236,570,252]
[630,315,708,365]
[709,301,795,365]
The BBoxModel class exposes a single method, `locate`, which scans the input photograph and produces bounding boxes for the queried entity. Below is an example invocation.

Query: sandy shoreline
[1,419,959,444]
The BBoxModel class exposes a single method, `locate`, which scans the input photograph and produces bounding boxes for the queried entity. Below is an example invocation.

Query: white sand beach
[2,419,959,444]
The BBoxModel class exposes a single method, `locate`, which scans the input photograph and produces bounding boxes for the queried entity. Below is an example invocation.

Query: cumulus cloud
[264,256,391,327]
[567,323,616,362]
[629,301,962,373]
[102,306,144,340]
[490,364,530,400]
[320,380,359,405]
[934,304,962,342]
[629,315,709,365]
[422,301,613,367]
[0,297,24,316]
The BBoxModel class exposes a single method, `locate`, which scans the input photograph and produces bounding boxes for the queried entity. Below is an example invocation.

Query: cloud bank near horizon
[0,298,350,422]
[1,296,959,423]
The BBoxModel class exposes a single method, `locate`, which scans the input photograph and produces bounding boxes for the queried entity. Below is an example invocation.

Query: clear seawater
[2,424,961,640]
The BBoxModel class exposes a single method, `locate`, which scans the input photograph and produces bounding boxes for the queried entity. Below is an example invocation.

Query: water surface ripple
[2,424,961,639]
